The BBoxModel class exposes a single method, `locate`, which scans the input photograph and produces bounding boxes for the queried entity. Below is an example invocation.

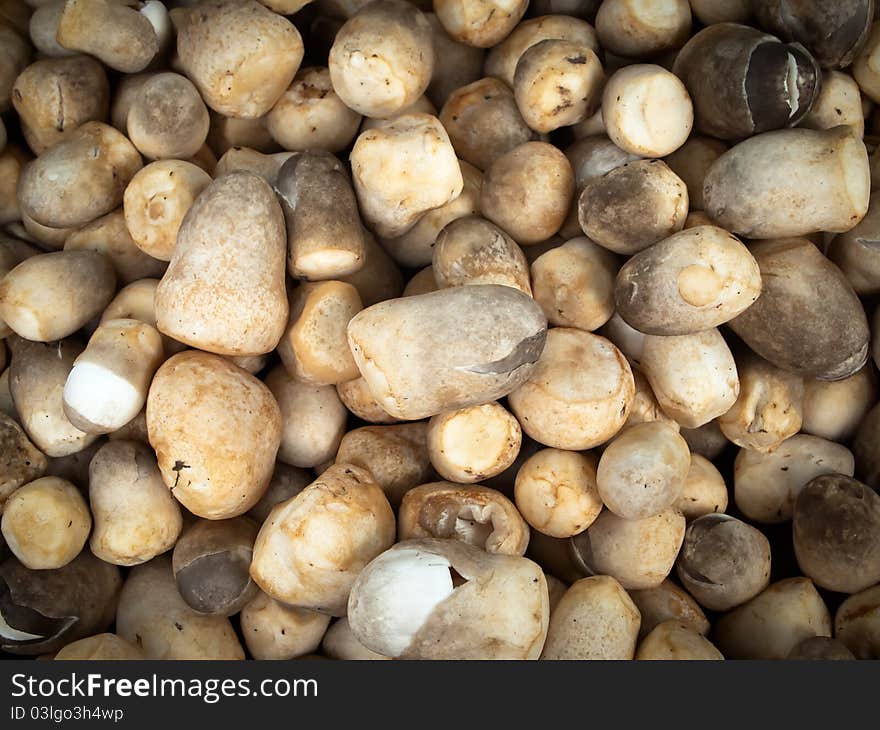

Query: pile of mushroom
[1,0,880,662]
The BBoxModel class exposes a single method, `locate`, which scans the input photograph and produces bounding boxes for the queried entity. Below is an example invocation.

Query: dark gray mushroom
[0,550,121,655]
[792,473,880,594]
[275,150,364,281]
[673,23,821,140]
[727,238,870,381]
[172,517,260,616]
[752,0,874,69]
[676,513,771,611]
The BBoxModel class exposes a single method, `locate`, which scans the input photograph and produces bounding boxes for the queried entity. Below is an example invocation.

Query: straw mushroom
[328,0,433,118]
[439,77,538,171]
[264,365,347,469]
[425,14,485,108]
[792,474,880,594]
[602,64,693,158]
[734,434,854,525]
[172,517,259,616]
[1,477,90,570]
[11,55,109,156]
[347,538,548,659]
[17,122,142,229]
[62,318,165,435]
[125,72,209,161]
[335,423,432,507]
[63,209,166,285]
[629,579,710,639]
[336,376,398,425]
[56,0,161,73]
[727,238,870,381]
[54,633,144,660]
[247,464,312,525]
[432,215,532,294]
[155,172,288,356]
[636,621,724,660]
[241,590,331,660]
[787,636,856,661]
[322,616,390,660]
[597,421,690,521]
[663,136,727,212]
[0,550,121,656]
[433,0,528,48]
[513,40,604,134]
[614,226,761,335]
[675,454,728,521]
[426,402,521,484]
[595,0,691,57]
[712,578,831,660]
[398,482,529,556]
[177,0,303,118]
[481,141,574,245]
[347,285,547,420]
[277,281,363,386]
[509,327,634,450]
[381,160,482,269]
[542,575,640,660]
[266,66,361,153]
[530,236,617,332]
[0,413,48,513]
[676,514,771,612]
[673,24,821,141]
[123,160,212,262]
[575,507,685,589]
[835,584,880,659]
[802,70,865,137]
[578,160,688,255]
[146,351,282,520]
[116,557,244,660]
[88,440,182,567]
[485,14,599,88]
[755,0,873,69]
[717,353,804,453]
[250,463,396,615]
[514,448,603,539]
[801,367,876,442]
[350,114,463,239]
[275,151,365,280]
[703,127,870,239]
[0,251,115,342]
[7,338,99,458]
